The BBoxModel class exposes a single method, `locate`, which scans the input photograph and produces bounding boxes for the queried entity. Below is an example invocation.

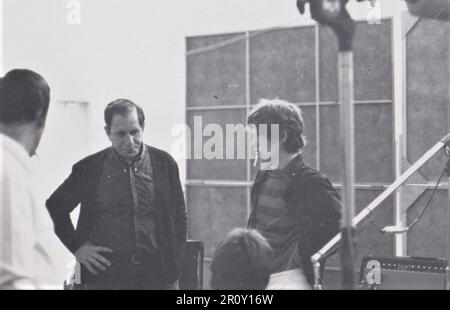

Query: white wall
[1,0,407,287]
[2,0,407,159]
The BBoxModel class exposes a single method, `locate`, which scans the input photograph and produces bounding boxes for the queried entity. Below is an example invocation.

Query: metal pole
[445,152,450,289]
[296,0,356,290]
[312,261,323,290]
[338,50,356,290]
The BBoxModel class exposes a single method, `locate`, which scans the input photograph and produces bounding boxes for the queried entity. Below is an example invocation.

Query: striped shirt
[0,134,56,289]
[254,169,303,273]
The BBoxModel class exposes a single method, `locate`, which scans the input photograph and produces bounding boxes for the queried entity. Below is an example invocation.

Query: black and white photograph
[0,0,449,294]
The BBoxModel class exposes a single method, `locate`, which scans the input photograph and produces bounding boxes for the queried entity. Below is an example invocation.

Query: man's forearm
[46,165,84,254]
[53,219,82,254]
[46,201,81,254]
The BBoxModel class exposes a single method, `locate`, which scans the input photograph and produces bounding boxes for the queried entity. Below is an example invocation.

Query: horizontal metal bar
[186,179,395,189]
[186,33,248,56]
[186,180,252,187]
[403,183,450,189]
[187,22,318,57]
[335,183,449,190]
[200,257,357,274]
[186,100,393,111]
[186,180,449,191]
[186,17,393,57]
[320,99,393,106]
[291,102,319,107]
[185,19,318,41]
[57,100,89,105]
[333,183,389,190]
[186,105,247,111]
[322,266,359,273]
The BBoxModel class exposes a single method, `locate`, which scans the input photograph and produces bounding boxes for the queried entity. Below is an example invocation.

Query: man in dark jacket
[46,99,187,289]
[247,99,341,287]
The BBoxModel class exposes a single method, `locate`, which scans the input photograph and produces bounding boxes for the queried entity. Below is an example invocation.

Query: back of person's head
[0,69,50,127]
[210,228,274,290]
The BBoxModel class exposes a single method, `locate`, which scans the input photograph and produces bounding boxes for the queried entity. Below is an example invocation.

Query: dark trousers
[82,252,169,290]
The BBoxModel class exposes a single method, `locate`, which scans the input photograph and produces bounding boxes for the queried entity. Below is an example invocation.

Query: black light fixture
[296,0,357,51]
[298,0,450,24]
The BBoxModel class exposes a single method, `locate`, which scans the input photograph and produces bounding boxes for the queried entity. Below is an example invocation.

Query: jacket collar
[253,153,304,183]
[111,143,146,166]
[282,153,305,177]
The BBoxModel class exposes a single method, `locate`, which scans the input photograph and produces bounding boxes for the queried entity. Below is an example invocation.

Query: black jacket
[248,155,341,285]
[46,145,187,284]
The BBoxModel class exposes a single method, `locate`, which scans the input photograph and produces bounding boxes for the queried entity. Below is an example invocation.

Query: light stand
[297,0,357,289]
[445,145,450,289]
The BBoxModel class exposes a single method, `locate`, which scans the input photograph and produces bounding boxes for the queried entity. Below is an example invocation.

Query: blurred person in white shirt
[0,69,55,289]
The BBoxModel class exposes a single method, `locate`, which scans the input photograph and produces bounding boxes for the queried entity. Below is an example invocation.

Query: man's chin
[119,151,139,160]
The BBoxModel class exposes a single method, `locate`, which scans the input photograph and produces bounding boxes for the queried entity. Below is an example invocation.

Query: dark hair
[0,69,50,126]
[247,99,307,153]
[210,228,274,290]
[104,98,145,129]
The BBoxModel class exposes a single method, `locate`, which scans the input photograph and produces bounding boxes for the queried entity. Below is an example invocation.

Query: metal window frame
[185,18,399,261]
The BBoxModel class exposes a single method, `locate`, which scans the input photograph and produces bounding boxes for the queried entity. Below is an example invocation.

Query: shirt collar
[282,153,304,178]
[264,153,303,175]
[283,153,303,172]
[0,133,35,174]
[111,143,146,166]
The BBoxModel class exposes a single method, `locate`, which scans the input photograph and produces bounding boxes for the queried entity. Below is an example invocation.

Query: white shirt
[0,133,57,289]
[267,268,311,290]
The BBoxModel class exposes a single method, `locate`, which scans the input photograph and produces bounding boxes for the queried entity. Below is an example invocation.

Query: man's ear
[35,109,48,129]
[104,126,111,137]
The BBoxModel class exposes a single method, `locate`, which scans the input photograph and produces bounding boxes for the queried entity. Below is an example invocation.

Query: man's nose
[125,134,134,145]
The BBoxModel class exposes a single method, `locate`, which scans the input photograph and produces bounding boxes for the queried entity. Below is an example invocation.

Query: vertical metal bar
[446,161,450,289]
[447,28,450,290]
[392,12,407,256]
[447,42,450,289]
[185,38,191,239]
[339,50,356,290]
[401,9,412,259]
[313,261,323,290]
[245,31,252,218]
[402,13,409,169]
[0,0,3,75]
[315,24,321,170]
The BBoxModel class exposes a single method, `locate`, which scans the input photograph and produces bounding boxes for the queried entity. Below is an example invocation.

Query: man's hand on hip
[75,242,113,275]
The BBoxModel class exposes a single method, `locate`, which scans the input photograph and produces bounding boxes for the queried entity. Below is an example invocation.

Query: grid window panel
[187,186,248,258]
[187,109,248,180]
[326,189,394,269]
[318,25,338,102]
[407,190,449,259]
[406,18,449,181]
[249,27,316,104]
[320,103,394,183]
[187,33,246,107]
[353,20,392,101]
[319,20,392,102]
